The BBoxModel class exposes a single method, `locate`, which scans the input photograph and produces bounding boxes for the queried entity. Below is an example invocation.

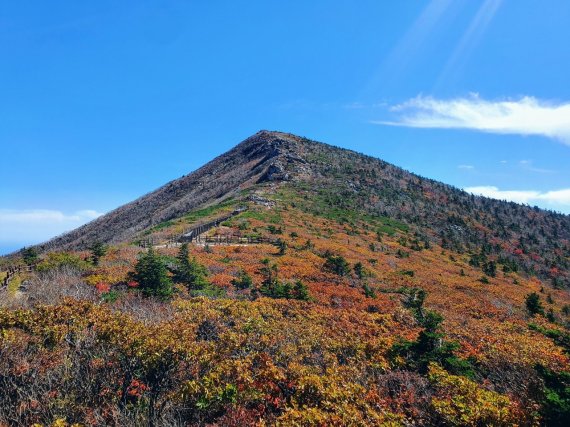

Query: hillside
[42,130,570,285]
[1,131,570,426]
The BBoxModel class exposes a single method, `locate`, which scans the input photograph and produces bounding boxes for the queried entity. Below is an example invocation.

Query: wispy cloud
[458,164,475,170]
[465,186,570,212]
[377,95,570,144]
[0,209,104,249]
[518,160,556,174]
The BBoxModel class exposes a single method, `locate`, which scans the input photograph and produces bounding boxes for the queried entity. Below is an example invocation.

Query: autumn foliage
[1,178,570,426]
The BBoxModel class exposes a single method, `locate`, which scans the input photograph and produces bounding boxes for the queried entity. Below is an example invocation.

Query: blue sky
[1,0,570,254]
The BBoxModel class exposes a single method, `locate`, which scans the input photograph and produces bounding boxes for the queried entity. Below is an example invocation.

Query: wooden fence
[199,235,276,245]
[1,264,35,288]
[138,238,156,248]
[179,208,247,243]
[135,207,277,248]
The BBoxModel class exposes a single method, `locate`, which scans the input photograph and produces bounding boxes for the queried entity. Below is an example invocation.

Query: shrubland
[2,131,570,425]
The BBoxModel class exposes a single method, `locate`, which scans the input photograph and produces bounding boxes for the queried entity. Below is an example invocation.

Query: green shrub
[36,252,89,272]
[323,254,351,276]
[231,270,253,290]
[172,243,209,290]
[363,284,376,298]
[526,292,545,317]
[21,247,38,266]
[535,364,570,426]
[89,241,108,266]
[129,248,173,299]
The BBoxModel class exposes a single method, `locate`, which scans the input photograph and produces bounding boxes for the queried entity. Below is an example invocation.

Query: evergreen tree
[130,248,173,299]
[89,241,108,266]
[363,284,376,298]
[258,260,310,300]
[390,302,475,378]
[303,239,314,250]
[279,282,293,299]
[535,365,570,426]
[293,280,311,301]
[483,261,497,277]
[353,262,365,279]
[173,243,209,290]
[275,238,287,256]
[403,287,427,320]
[21,247,38,266]
[231,269,253,290]
[259,259,281,298]
[323,254,351,276]
[526,292,545,317]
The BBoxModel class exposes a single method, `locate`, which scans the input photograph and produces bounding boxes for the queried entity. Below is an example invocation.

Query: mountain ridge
[37,130,305,251]
[34,129,364,251]
[3,131,570,426]
[31,130,569,286]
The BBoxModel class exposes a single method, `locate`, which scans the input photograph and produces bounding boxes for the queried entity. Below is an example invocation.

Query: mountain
[40,130,570,285]
[39,130,305,250]
[3,131,570,426]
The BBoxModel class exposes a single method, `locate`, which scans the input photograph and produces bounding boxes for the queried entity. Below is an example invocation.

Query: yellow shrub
[428,363,516,426]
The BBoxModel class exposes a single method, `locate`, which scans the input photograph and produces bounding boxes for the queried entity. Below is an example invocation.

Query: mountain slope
[38,131,308,251]
[3,130,570,426]
[39,130,570,284]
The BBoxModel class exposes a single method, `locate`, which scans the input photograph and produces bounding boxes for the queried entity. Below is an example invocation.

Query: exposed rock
[248,194,276,207]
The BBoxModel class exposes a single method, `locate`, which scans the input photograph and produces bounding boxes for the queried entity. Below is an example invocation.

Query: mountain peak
[35,129,570,288]
[38,131,312,251]
[238,130,303,157]
[231,130,311,182]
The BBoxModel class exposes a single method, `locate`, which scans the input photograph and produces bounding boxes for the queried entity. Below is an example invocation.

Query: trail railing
[1,264,35,288]
[179,207,247,243]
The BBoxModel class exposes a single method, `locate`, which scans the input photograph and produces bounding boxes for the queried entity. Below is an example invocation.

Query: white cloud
[377,95,570,144]
[458,164,474,170]
[465,186,570,212]
[465,186,539,204]
[537,189,570,205]
[0,209,104,248]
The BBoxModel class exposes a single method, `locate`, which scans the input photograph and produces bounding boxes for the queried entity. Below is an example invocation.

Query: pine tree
[354,262,365,279]
[89,241,108,266]
[483,261,497,277]
[259,259,280,297]
[275,238,287,256]
[231,269,253,290]
[130,248,173,299]
[173,243,209,290]
[363,284,376,298]
[323,254,351,276]
[526,292,545,317]
[293,280,311,301]
[22,247,38,266]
